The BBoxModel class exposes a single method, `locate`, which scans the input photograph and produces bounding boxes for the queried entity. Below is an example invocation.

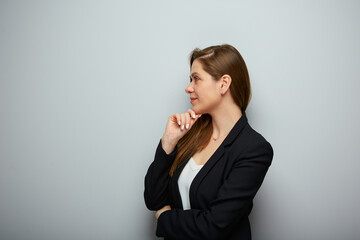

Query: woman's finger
[187,109,196,119]
[184,112,191,130]
[180,113,185,131]
[174,113,181,126]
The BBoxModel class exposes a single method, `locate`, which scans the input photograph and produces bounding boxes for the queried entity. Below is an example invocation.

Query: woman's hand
[155,205,172,220]
[161,109,201,154]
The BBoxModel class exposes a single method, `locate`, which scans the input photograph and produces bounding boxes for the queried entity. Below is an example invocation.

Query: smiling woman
[144,44,273,240]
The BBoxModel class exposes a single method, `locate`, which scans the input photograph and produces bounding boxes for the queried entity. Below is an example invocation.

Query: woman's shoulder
[242,122,270,142]
[232,122,273,157]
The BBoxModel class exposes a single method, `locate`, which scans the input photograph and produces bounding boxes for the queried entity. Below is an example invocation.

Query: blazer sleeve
[156,140,273,240]
[144,139,178,211]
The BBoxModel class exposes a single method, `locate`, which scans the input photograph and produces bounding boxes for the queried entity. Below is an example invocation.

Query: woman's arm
[144,139,177,210]
[156,205,172,220]
[155,141,274,240]
[144,110,201,210]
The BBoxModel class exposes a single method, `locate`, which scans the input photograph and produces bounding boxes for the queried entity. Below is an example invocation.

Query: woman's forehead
[190,60,204,74]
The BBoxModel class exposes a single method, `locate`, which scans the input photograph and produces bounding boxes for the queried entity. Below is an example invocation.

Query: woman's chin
[192,107,202,115]
[192,106,209,115]
[195,110,207,116]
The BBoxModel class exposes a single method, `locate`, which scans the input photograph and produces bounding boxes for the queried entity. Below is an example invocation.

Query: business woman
[144,44,273,240]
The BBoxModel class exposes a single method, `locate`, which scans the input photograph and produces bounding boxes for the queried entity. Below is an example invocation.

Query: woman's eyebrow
[190,72,199,77]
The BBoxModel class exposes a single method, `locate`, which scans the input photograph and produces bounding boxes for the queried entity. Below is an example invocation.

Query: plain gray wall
[1,0,359,239]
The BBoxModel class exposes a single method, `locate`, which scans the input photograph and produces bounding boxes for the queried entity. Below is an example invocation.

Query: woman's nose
[185,81,194,93]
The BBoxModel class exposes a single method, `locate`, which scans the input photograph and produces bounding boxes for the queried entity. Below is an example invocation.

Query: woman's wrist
[161,135,178,154]
[156,205,171,220]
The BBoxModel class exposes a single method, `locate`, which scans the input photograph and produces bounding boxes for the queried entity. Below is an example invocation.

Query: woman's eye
[190,76,199,82]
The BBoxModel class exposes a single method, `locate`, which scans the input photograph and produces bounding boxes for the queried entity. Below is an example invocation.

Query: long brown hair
[169,44,251,176]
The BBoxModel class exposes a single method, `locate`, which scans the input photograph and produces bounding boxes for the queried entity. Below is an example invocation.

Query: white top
[177,157,204,210]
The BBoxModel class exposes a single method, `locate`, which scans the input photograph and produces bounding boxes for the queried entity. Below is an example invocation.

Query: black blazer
[144,113,273,240]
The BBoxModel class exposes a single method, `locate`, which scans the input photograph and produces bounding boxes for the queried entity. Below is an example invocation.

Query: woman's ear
[219,74,232,95]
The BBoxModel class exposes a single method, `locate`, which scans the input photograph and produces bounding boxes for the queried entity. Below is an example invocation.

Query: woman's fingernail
[181,125,184,130]
[192,114,196,118]
[186,124,189,129]
[178,121,181,125]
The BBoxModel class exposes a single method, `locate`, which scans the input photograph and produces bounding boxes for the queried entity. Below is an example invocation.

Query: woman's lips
[190,98,197,104]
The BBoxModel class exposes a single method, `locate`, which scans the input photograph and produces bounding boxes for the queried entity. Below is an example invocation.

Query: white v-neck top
[177,157,204,210]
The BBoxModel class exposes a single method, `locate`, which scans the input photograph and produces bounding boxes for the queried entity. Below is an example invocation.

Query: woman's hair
[169,44,251,176]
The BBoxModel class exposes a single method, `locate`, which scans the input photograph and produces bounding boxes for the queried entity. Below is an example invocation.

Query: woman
[144,44,273,240]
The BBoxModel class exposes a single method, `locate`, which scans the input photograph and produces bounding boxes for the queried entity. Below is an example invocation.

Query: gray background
[1,0,359,239]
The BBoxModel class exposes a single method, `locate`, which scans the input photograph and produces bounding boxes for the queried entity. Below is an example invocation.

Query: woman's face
[185,59,222,114]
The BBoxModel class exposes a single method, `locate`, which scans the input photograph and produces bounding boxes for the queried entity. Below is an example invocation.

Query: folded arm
[156,141,273,240]
[144,139,178,210]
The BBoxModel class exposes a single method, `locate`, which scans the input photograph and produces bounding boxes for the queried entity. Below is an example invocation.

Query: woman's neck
[210,102,242,139]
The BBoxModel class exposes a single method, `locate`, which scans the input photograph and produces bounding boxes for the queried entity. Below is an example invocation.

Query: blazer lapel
[189,112,248,208]
[172,159,188,209]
